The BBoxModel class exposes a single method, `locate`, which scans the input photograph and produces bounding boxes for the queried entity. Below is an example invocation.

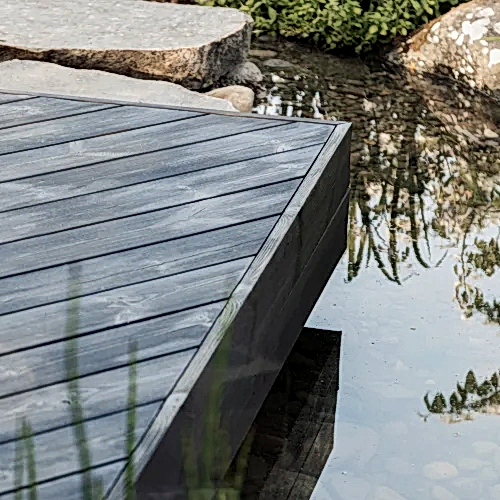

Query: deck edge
[0,88,344,126]
[106,121,350,500]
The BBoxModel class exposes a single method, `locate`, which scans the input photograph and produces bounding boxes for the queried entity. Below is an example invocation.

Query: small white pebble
[484,128,499,139]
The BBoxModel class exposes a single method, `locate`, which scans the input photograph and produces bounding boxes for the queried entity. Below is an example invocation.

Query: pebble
[472,441,498,455]
[263,58,295,69]
[492,484,500,500]
[248,49,278,58]
[423,461,459,480]
[432,486,459,500]
[271,74,286,83]
[373,485,407,500]
[457,457,486,471]
[484,128,499,139]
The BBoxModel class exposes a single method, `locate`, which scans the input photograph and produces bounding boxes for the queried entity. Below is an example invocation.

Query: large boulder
[0,60,238,112]
[390,0,500,95]
[0,0,252,89]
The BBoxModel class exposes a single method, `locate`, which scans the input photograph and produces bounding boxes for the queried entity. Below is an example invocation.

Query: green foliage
[197,0,463,52]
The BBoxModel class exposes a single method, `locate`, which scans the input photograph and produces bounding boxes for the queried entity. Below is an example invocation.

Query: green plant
[197,0,463,52]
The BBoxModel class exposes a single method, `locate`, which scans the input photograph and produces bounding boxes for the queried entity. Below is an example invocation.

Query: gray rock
[0,60,238,112]
[390,0,500,95]
[0,0,253,89]
[263,58,295,69]
[207,85,255,112]
[232,61,263,83]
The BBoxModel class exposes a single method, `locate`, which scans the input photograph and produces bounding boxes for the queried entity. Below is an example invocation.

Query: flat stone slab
[0,60,238,111]
[0,0,253,89]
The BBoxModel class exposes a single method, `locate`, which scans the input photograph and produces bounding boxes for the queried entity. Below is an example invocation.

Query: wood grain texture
[0,114,287,183]
[0,91,350,500]
[0,401,160,494]
[0,218,276,314]
[126,123,351,500]
[0,123,332,211]
[0,257,252,356]
[0,97,117,129]
[0,145,321,243]
[1,181,298,278]
[0,106,199,155]
[0,303,223,401]
[0,349,196,443]
[0,461,124,500]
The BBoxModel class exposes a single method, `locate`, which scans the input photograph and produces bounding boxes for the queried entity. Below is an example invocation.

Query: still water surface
[250,38,500,500]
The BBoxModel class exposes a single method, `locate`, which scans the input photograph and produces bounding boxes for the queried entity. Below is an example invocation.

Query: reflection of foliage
[65,265,97,500]
[424,369,500,421]
[125,340,138,500]
[14,418,37,500]
[12,266,138,499]
[347,139,445,284]
[454,233,500,326]
[346,110,500,325]
[182,325,253,499]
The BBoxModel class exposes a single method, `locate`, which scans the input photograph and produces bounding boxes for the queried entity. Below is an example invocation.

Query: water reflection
[224,328,341,499]
[10,265,137,500]
[424,370,500,423]
[249,38,500,500]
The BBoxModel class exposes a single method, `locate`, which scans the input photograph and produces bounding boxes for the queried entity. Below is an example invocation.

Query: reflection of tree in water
[423,369,500,423]
[346,105,500,325]
[454,233,500,326]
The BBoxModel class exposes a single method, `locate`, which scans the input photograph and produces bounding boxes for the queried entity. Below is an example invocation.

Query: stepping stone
[0,60,238,111]
[0,0,253,89]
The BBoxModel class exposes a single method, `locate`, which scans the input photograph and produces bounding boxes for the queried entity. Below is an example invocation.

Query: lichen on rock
[390,0,500,97]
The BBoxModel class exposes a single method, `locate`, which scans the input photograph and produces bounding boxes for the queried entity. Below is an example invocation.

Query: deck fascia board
[108,123,352,499]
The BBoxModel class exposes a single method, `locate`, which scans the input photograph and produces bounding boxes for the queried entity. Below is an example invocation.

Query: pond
[238,36,500,500]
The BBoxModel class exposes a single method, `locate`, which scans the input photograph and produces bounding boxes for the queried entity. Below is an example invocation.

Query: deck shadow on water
[222,328,341,500]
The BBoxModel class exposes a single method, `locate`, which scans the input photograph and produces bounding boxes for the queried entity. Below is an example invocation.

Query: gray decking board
[0,304,224,400]
[0,462,125,500]
[0,145,322,242]
[0,257,253,356]
[0,97,119,129]
[0,94,35,104]
[0,402,161,494]
[0,350,196,443]
[0,113,288,183]
[1,181,299,277]
[0,105,200,156]
[0,123,329,212]
[0,219,276,314]
[0,91,350,500]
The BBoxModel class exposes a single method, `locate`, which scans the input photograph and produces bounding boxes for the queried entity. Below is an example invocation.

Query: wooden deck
[0,91,350,500]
